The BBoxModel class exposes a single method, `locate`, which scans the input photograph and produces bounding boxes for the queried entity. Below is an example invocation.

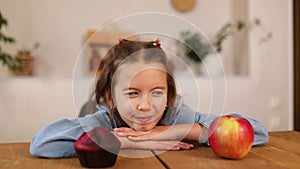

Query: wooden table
[0,131,299,169]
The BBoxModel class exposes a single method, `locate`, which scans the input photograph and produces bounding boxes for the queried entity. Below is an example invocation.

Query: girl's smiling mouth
[134,116,154,123]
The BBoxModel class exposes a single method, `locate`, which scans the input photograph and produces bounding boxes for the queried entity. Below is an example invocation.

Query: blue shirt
[30,98,268,158]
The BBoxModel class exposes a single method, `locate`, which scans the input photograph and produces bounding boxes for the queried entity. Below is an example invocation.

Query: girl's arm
[115,114,268,146]
[30,111,113,158]
[30,118,83,158]
[115,99,269,146]
[116,133,194,150]
[114,124,206,142]
[30,112,193,158]
[171,99,269,145]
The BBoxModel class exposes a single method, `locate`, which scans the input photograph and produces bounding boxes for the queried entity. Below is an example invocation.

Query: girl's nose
[137,95,151,111]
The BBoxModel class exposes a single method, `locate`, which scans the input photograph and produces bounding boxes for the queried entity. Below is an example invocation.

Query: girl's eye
[152,90,164,97]
[125,91,139,97]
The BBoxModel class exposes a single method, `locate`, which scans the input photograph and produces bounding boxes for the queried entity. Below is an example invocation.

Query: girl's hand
[114,124,204,142]
[114,132,194,150]
[114,126,177,141]
[133,140,194,151]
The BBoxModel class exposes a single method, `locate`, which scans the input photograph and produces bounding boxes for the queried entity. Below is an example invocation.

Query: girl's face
[112,62,168,131]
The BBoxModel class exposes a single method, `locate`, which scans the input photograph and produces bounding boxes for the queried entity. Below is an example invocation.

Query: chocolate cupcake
[74,127,121,168]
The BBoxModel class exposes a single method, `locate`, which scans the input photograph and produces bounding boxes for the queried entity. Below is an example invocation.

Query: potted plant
[179,30,213,75]
[179,18,272,76]
[179,30,212,64]
[213,20,246,53]
[0,11,20,72]
[213,18,272,53]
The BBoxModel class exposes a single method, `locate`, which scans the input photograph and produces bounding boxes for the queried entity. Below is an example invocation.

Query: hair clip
[119,38,125,43]
[153,41,161,47]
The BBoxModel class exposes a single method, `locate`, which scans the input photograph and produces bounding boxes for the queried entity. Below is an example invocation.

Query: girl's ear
[105,91,114,109]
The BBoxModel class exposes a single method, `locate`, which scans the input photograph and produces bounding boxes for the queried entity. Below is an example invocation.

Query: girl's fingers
[115,126,172,141]
[141,141,194,151]
[114,127,131,132]
[114,128,147,137]
[165,142,193,150]
[176,142,194,150]
[128,135,149,141]
[115,132,137,137]
[114,127,135,137]
[167,142,194,150]
[170,146,181,151]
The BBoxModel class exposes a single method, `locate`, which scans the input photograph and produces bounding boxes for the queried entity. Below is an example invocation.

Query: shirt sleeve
[30,110,112,158]
[165,97,269,146]
[30,118,83,158]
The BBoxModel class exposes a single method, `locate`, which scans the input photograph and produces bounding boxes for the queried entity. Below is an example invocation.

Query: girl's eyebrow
[151,86,167,90]
[122,86,166,91]
[122,87,139,91]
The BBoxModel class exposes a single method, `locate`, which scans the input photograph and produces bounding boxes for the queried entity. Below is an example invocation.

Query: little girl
[30,39,268,158]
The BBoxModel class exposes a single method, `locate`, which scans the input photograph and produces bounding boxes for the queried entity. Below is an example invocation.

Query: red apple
[208,115,254,159]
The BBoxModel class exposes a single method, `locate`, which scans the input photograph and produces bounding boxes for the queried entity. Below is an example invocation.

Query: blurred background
[0,0,293,142]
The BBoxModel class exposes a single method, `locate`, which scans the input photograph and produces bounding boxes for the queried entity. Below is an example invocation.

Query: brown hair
[95,39,176,127]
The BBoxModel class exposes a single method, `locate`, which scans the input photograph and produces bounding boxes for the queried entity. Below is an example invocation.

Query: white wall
[0,0,237,77]
[0,78,75,142]
[0,0,293,142]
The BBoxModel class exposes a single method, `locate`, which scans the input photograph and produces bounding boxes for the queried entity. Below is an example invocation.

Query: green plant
[180,30,212,63]
[213,20,245,53]
[180,18,272,64]
[0,11,19,72]
[213,18,272,53]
